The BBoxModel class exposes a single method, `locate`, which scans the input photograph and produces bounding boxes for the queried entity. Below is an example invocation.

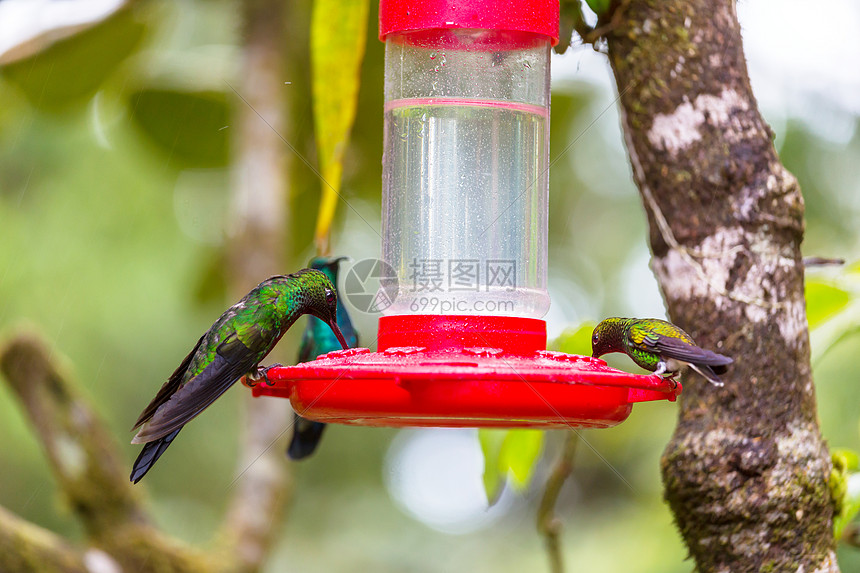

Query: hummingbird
[130,268,349,483]
[591,317,732,386]
[287,256,359,460]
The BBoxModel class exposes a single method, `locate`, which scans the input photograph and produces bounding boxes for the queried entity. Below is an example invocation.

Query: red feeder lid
[249,315,681,429]
[379,0,560,45]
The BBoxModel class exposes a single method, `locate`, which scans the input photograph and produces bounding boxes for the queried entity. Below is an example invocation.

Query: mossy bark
[0,333,216,573]
[604,1,838,571]
[0,506,87,573]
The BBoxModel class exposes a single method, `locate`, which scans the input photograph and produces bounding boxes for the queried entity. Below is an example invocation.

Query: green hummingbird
[130,268,348,483]
[288,256,359,460]
[591,317,732,386]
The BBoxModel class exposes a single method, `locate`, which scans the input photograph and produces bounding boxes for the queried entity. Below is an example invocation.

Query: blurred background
[1,0,859,571]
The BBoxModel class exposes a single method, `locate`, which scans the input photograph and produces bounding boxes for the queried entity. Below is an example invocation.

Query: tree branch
[604,1,837,570]
[536,432,579,573]
[0,330,213,572]
[0,506,87,573]
[219,397,293,573]
[0,332,148,537]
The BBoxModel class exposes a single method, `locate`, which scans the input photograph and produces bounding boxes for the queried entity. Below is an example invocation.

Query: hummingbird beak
[328,319,350,350]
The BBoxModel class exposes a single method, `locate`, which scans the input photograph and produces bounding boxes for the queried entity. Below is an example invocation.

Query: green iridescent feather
[129,268,344,483]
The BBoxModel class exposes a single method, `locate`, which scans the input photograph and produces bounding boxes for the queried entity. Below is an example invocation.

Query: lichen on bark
[602,0,838,571]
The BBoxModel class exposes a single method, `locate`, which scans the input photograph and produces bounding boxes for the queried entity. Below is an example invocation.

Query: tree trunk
[220,1,294,572]
[604,1,838,570]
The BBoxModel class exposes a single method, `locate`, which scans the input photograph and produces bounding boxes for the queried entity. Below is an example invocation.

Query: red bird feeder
[252,0,680,427]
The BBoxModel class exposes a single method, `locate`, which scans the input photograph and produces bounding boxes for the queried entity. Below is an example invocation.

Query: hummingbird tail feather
[687,362,725,387]
[287,416,327,460]
[130,428,181,483]
[710,363,729,375]
[134,355,247,443]
[133,335,205,431]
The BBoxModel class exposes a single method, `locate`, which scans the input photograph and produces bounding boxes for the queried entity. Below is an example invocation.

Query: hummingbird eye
[325,289,336,305]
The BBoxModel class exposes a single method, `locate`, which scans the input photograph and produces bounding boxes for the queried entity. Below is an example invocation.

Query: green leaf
[584,0,612,17]
[831,449,860,539]
[557,0,581,54]
[311,0,370,249]
[805,280,851,330]
[500,429,544,490]
[479,429,544,502]
[0,6,146,112]
[835,476,860,540]
[551,321,597,356]
[129,88,230,168]
[479,429,507,504]
[833,449,860,472]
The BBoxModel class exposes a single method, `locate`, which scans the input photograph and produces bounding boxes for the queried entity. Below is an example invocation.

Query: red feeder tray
[250,316,681,429]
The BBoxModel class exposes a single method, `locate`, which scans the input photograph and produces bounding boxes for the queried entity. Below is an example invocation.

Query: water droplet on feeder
[463,347,503,357]
[384,346,426,356]
[321,347,370,359]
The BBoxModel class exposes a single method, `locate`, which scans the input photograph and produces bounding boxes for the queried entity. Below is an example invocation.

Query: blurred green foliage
[584,0,610,17]
[806,280,851,330]
[130,88,231,168]
[831,448,860,540]
[0,6,146,112]
[1,1,859,571]
[552,322,597,355]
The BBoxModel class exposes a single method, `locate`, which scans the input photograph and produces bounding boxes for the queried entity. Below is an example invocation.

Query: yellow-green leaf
[835,491,860,541]
[551,321,597,355]
[479,429,507,504]
[805,280,851,329]
[831,448,860,539]
[499,429,544,490]
[311,0,370,252]
[833,449,860,472]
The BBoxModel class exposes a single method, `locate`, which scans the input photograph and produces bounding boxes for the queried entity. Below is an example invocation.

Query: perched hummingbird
[130,269,348,483]
[288,256,359,460]
[591,317,732,386]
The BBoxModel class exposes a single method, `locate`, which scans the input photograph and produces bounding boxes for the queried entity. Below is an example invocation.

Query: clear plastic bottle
[382,27,552,318]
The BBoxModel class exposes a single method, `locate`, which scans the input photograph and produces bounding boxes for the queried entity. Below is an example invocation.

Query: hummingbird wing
[628,323,733,366]
[132,334,205,431]
[647,335,733,367]
[133,323,276,443]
